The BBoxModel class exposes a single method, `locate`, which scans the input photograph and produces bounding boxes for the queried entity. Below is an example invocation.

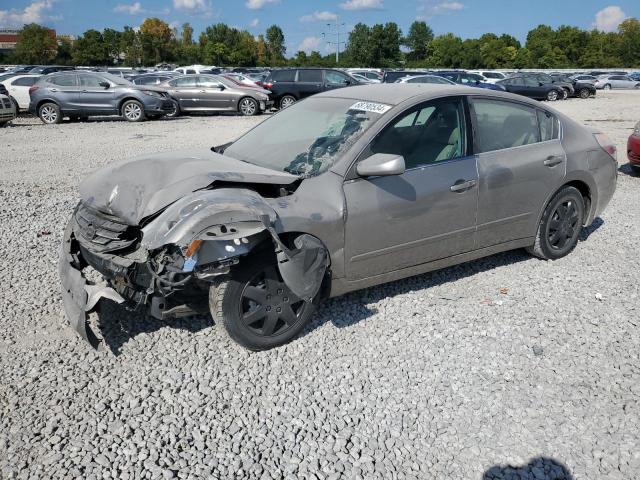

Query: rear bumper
[628,134,640,165]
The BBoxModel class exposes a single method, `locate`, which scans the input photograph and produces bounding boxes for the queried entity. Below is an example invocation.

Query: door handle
[50,88,59,92]
[450,179,477,192]
[544,155,564,167]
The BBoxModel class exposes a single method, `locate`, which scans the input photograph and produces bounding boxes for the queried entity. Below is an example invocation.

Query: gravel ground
[1,90,639,480]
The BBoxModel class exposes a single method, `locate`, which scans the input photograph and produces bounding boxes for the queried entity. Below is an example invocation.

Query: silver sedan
[60,84,617,351]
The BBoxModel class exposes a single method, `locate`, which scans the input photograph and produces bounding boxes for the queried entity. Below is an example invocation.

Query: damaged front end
[59,188,328,348]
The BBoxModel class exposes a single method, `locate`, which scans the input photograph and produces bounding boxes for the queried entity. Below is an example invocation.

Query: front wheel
[166,99,180,118]
[527,186,585,260]
[279,95,296,109]
[238,97,259,116]
[546,90,559,101]
[210,255,317,351]
[561,89,569,100]
[121,100,145,122]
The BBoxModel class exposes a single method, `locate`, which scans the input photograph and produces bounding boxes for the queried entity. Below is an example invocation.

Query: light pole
[322,19,346,63]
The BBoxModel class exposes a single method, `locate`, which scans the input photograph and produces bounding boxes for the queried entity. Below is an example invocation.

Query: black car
[496,76,566,101]
[523,73,574,99]
[550,74,596,99]
[29,65,75,75]
[263,68,360,109]
[382,70,426,83]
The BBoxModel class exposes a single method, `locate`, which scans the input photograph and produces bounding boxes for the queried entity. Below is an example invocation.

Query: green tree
[293,50,308,66]
[139,18,173,64]
[72,29,108,65]
[308,51,323,66]
[103,28,122,65]
[427,33,463,68]
[120,26,142,66]
[265,25,286,64]
[13,23,56,63]
[181,23,194,46]
[54,36,73,64]
[344,23,371,66]
[618,18,640,66]
[403,20,434,62]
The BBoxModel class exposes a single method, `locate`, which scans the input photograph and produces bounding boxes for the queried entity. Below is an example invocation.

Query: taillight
[263,82,273,89]
[29,85,39,96]
[594,132,617,160]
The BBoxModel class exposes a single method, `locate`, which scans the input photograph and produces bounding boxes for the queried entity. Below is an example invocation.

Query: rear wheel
[546,90,559,101]
[210,255,317,351]
[561,88,569,100]
[166,99,180,118]
[38,102,62,124]
[279,95,296,109]
[527,186,585,260]
[238,97,258,116]
[121,100,145,122]
[579,88,590,99]
[603,84,612,90]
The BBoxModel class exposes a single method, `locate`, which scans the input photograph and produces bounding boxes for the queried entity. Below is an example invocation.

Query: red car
[629,121,640,174]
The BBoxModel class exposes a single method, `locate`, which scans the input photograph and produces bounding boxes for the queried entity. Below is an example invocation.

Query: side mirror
[539,82,544,87]
[357,153,405,177]
[99,81,110,88]
[218,84,226,90]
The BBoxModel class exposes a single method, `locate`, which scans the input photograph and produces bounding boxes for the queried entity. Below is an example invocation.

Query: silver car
[595,75,640,90]
[161,74,273,116]
[395,74,456,85]
[59,85,617,351]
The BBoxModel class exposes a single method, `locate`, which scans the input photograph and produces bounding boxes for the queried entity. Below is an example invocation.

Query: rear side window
[270,70,296,82]
[48,75,77,86]
[12,77,38,86]
[537,110,560,141]
[170,77,197,87]
[186,69,196,74]
[298,70,323,83]
[471,99,540,152]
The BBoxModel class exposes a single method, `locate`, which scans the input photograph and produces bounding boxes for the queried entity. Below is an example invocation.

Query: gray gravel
[1,92,639,480]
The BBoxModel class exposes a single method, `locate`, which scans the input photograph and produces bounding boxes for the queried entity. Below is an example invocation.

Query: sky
[0,0,638,56]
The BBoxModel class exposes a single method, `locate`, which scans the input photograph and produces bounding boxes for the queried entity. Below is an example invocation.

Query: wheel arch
[35,98,62,113]
[117,96,144,114]
[534,177,595,233]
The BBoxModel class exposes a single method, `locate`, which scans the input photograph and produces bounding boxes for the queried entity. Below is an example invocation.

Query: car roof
[314,83,473,105]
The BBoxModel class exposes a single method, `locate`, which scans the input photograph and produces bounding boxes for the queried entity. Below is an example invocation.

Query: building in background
[0,29,19,56]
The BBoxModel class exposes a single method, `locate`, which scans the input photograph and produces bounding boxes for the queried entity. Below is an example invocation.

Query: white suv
[467,70,507,84]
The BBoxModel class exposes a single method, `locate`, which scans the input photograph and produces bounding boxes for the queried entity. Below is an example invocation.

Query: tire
[579,88,590,99]
[121,99,145,122]
[546,90,559,101]
[38,102,62,124]
[527,186,585,260]
[210,254,317,351]
[166,99,180,118]
[561,88,569,100]
[238,97,259,116]
[279,95,296,109]
[603,84,611,90]
[0,121,7,128]
[10,97,19,114]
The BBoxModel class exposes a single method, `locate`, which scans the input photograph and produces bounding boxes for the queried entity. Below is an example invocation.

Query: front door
[344,97,478,280]
[196,75,229,109]
[469,97,566,248]
[324,70,352,92]
[78,74,116,113]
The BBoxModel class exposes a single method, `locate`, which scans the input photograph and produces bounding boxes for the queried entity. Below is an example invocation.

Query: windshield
[224,97,388,177]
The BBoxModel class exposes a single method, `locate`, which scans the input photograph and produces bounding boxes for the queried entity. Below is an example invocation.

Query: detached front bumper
[58,220,125,348]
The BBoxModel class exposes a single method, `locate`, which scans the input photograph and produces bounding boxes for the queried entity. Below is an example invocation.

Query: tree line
[5,17,640,68]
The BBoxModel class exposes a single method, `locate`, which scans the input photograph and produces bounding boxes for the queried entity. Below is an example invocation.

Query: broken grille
[73,203,139,252]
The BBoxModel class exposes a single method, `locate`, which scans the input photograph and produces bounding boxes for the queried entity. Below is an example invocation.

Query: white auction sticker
[349,101,391,114]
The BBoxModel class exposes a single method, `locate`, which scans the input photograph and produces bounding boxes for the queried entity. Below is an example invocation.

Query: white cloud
[300,11,338,22]
[0,0,61,26]
[298,36,322,52]
[249,18,259,27]
[114,2,144,14]
[169,20,180,30]
[592,5,627,32]
[245,0,280,10]
[173,0,208,11]
[339,0,383,11]
[417,0,464,19]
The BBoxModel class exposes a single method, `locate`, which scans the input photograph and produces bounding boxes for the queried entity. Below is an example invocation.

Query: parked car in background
[263,68,360,109]
[347,69,383,82]
[351,73,381,84]
[628,121,640,174]
[29,71,173,124]
[0,93,16,126]
[246,72,270,87]
[1,74,41,111]
[595,75,640,90]
[59,84,617,351]
[570,74,598,84]
[550,73,596,99]
[496,75,566,101]
[431,71,505,91]
[9,65,37,74]
[524,73,573,99]
[630,72,640,81]
[29,65,75,75]
[395,74,456,85]
[382,70,426,83]
[221,73,261,89]
[468,71,507,83]
[131,72,180,86]
[174,65,215,75]
[161,74,272,116]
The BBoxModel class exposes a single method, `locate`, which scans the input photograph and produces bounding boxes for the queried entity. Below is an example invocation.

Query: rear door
[46,74,82,112]
[167,76,198,110]
[469,97,565,248]
[78,74,116,113]
[296,69,323,99]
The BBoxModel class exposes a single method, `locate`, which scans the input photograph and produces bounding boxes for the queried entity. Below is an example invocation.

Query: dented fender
[140,188,329,300]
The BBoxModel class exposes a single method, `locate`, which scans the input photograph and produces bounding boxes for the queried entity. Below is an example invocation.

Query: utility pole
[322,19,346,63]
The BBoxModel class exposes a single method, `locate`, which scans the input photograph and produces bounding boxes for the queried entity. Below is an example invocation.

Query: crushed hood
[79,149,298,225]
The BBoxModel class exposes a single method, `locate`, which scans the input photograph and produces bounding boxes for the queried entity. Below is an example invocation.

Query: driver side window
[325,70,349,85]
[365,99,466,169]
